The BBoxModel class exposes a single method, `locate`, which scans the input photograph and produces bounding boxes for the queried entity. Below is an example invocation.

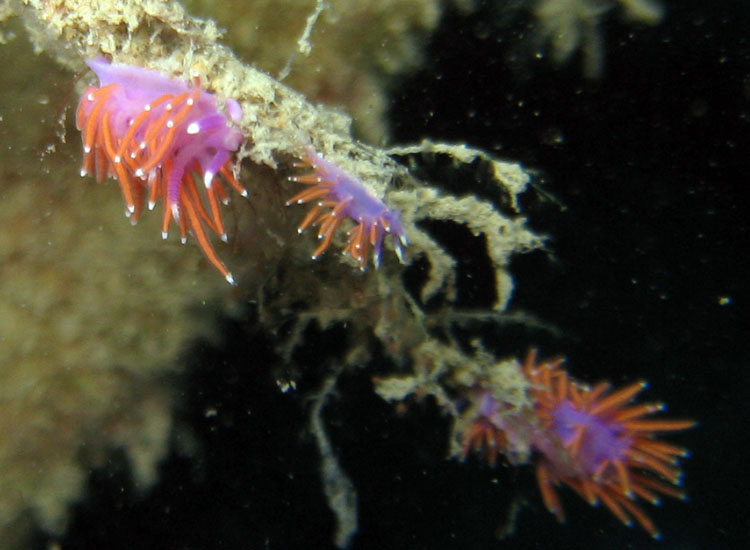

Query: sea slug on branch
[76,57,247,283]
[287,147,408,269]
[456,349,694,539]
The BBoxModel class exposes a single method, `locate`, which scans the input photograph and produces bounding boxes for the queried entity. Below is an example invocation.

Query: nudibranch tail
[75,58,246,284]
[287,148,408,269]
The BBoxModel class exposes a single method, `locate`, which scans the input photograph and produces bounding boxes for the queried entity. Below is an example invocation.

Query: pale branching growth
[387,142,542,309]
[374,341,533,460]
[533,0,664,77]
[310,369,358,549]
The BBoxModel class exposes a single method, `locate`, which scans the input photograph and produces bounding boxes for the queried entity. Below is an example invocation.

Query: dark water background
[45,1,748,549]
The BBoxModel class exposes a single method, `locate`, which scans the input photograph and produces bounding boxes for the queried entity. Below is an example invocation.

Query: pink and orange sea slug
[76,58,247,283]
[458,349,695,539]
[287,147,408,269]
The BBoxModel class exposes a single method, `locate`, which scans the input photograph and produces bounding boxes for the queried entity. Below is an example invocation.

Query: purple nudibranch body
[287,147,408,269]
[76,57,247,283]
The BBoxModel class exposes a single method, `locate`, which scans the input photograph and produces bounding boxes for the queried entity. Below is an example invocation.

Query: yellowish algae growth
[182,0,442,143]
[374,342,533,465]
[1,0,547,547]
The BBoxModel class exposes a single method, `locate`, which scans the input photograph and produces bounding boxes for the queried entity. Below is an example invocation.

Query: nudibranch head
[287,147,408,269]
[522,350,695,539]
[75,57,247,283]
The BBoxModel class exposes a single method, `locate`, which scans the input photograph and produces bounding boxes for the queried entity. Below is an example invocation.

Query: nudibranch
[287,147,408,269]
[458,350,694,539]
[75,57,247,284]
